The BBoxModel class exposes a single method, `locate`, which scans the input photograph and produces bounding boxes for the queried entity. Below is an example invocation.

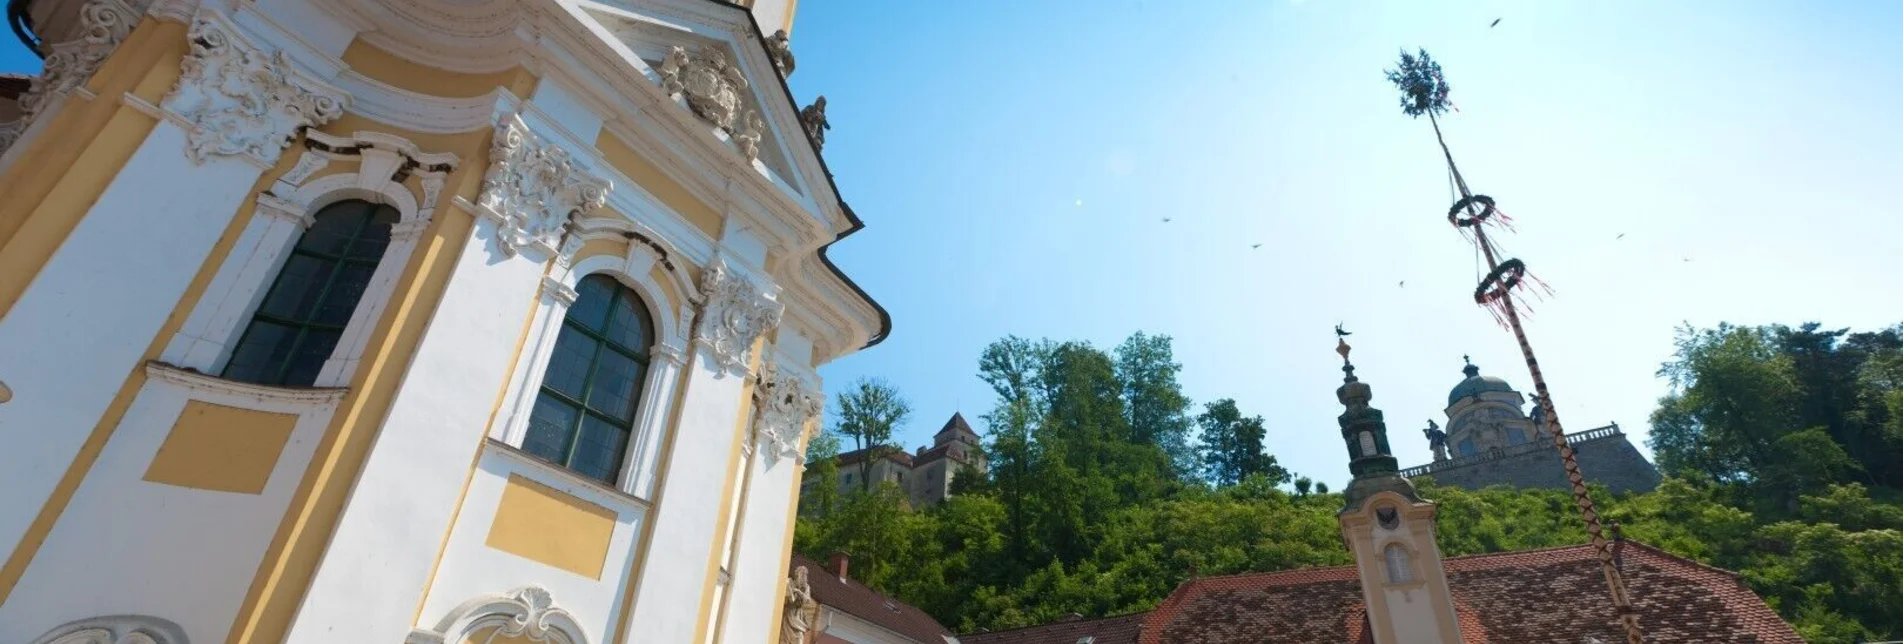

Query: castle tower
[0,1,882,643]
[1334,337,1464,644]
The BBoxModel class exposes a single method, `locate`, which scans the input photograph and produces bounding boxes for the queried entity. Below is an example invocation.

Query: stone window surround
[159,131,456,390]
[488,243,692,502]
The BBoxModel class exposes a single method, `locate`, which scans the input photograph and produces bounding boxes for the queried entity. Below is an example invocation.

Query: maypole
[1385,49,1646,644]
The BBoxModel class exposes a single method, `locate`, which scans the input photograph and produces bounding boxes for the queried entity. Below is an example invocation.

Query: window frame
[521,274,656,484]
[159,137,453,389]
[491,244,691,499]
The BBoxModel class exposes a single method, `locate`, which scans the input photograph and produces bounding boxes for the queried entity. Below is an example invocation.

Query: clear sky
[6,2,1898,487]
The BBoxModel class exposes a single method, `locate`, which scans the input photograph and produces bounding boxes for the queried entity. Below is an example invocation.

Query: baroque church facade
[1402,359,1661,495]
[0,0,883,643]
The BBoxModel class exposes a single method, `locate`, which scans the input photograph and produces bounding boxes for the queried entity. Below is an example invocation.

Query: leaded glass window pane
[522,274,655,484]
[223,200,397,386]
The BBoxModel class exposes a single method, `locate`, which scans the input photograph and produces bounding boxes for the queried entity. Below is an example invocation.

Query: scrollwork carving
[474,115,612,259]
[160,11,348,166]
[659,44,749,133]
[694,260,782,376]
[754,359,822,463]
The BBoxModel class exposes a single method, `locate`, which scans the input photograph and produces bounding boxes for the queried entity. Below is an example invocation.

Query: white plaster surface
[0,122,262,571]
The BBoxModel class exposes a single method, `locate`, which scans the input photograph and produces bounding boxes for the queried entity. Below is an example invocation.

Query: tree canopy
[796,323,1903,640]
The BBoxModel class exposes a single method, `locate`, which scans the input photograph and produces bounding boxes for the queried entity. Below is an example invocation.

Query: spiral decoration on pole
[1386,48,1646,644]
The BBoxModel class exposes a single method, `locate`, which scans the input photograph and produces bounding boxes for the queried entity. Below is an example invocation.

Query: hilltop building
[1402,358,1661,494]
[0,0,885,643]
[818,413,987,509]
[964,344,1798,643]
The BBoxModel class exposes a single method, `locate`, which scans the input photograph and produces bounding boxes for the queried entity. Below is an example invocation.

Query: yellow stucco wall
[485,475,618,580]
[143,401,299,494]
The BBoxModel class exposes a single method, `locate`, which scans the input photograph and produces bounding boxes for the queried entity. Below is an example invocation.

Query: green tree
[1195,399,1286,487]
[1114,332,1197,478]
[834,377,912,492]
[801,431,842,518]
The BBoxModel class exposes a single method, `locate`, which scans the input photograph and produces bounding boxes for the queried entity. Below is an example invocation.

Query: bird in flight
[1250,243,1262,249]
[1161,217,1172,223]
[1616,233,1626,240]
[1490,18,1501,28]
[1399,280,1406,287]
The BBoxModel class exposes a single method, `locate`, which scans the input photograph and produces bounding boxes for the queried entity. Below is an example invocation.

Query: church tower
[1333,336,1464,644]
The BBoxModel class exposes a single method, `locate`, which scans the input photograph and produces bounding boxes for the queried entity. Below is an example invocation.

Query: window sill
[145,361,349,407]
[484,438,652,511]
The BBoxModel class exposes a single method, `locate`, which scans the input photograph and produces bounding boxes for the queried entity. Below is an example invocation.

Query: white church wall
[0,121,268,573]
[0,365,344,644]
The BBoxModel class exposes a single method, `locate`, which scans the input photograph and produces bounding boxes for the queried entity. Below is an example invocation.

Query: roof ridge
[960,611,1146,637]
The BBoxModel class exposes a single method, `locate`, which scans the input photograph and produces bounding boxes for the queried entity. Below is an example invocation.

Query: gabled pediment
[578,0,823,206]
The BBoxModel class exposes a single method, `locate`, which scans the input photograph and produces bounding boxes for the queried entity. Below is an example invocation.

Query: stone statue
[799,96,830,150]
[767,29,795,77]
[1423,420,1449,462]
[783,565,817,643]
[1529,394,1547,429]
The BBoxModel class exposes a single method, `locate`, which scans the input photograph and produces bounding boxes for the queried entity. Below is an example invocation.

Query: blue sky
[7,2,1898,487]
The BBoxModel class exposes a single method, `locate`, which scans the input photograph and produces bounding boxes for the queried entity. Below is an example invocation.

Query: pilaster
[625,258,782,644]
[0,6,345,577]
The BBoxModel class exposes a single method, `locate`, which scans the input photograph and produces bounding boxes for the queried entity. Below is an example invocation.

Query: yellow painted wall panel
[593,130,724,239]
[341,40,537,99]
[485,475,616,580]
[143,401,298,494]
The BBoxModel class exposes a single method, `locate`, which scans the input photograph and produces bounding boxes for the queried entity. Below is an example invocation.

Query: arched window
[1384,544,1413,583]
[1508,427,1528,445]
[524,274,653,483]
[223,200,397,386]
[1456,439,1476,457]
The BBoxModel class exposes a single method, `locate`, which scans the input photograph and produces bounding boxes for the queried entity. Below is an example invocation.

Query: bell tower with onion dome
[1332,331,1464,644]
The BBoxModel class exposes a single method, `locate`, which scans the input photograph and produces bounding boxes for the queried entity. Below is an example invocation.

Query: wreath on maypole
[1385,48,1545,325]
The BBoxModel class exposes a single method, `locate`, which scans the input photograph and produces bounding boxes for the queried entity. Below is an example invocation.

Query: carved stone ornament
[30,615,187,644]
[160,11,348,166]
[695,260,783,376]
[21,0,140,115]
[659,44,750,133]
[754,359,823,463]
[799,95,830,150]
[475,115,612,259]
[405,585,583,644]
[766,29,795,77]
[732,110,765,162]
[0,0,139,156]
[783,565,819,644]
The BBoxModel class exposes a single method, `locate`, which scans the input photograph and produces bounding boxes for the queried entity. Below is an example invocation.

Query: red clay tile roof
[959,612,1147,644]
[792,553,953,643]
[1138,541,1801,644]
[834,446,914,468]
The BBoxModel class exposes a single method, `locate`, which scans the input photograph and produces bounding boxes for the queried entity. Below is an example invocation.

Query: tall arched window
[1383,544,1414,583]
[223,200,397,386]
[524,274,654,483]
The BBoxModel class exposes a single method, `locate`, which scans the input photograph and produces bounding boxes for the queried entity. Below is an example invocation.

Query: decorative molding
[542,275,580,306]
[659,44,748,134]
[144,361,349,405]
[19,0,140,118]
[475,115,613,259]
[407,585,588,644]
[30,615,188,644]
[753,358,823,463]
[160,10,349,167]
[694,259,782,376]
[765,29,795,77]
[798,96,829,151]
[279,151,331,187]
[733,110,765,162]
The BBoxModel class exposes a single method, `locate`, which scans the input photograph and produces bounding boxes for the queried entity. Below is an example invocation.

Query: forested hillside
[794,324,1903,641]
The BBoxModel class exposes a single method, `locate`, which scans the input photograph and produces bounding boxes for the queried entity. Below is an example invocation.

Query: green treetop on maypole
[1385,48,1452,119]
